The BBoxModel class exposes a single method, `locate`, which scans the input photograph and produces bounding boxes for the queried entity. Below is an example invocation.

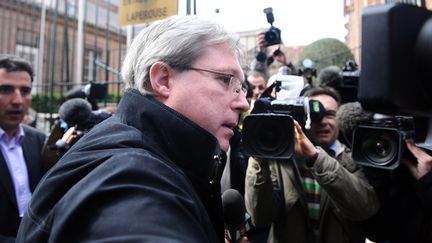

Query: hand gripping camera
[263,7,282,47]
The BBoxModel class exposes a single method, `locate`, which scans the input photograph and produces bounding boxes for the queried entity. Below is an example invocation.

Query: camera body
[339,60,359,104]
[263,7,282,47]
[242,96,306,160]
[350,3,432,170]
[242,76,325,159]
[352,116,415,170]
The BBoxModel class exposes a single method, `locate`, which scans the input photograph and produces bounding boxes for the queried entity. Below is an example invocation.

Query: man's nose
[235,92,250,112]
[11,89,24,103]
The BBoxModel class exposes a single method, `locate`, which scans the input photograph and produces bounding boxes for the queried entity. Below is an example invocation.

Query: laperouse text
[126,7,167,21]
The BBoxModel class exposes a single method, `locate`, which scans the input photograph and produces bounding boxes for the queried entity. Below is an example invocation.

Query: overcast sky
[178,0,348,46]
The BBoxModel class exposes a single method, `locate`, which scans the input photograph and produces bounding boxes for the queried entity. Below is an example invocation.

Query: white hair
[121,15,243,95]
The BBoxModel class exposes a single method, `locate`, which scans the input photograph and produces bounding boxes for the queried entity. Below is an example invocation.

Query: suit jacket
[0,125,46,243]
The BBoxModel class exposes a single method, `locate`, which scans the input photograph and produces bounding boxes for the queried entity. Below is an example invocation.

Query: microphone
[222,189,251,242]
[336,101,373,147]
[317,65,342,88]
[58,98,93,128]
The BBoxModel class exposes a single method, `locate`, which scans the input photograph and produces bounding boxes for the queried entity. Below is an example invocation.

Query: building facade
[343,0,431,62]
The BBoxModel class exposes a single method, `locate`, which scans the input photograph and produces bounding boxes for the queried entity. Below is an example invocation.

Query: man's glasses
[187,67,247,96]
[0,85,32,97]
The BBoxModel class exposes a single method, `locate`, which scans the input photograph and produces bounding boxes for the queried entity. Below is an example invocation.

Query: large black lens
[352,126,402,170]
[242,114,294,159]
[360,131,397,165]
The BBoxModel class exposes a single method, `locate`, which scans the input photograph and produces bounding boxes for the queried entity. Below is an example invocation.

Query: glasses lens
[230,78,247,95]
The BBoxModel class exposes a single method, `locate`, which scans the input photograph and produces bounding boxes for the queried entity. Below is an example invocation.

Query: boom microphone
[317,65,343,88]
[222,189,251,242]
[58,98,93,127]
[336,102,374,147]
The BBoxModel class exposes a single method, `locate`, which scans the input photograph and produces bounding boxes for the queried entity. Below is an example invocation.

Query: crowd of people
[0,14,431,243]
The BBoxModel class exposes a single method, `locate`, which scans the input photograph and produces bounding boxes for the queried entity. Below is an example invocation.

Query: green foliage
[297,38,355,73]
[105,93,122,104]
[31,93,63,114]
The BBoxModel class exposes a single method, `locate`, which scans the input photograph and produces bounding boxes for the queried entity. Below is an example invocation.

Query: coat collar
[116,89,225,187]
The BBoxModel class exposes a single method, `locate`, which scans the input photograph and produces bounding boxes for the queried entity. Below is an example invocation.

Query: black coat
[363,166,432,243]
[17,89,226,243]
[0,125,46,243]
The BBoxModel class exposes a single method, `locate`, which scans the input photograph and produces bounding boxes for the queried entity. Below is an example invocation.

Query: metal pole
[186,0,190,15]
[104,0,110,82]
[75,0,85,84]
[117,27,122,103]
[92,0,99,82]
[70,0,78,88]
[62,0,70,90]
[1,0,7,52]
[37,0,46,93]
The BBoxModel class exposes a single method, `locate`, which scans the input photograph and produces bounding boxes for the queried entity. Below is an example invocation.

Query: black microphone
[222,189,251,242]
[336,101,373,147]
[58,98,93,128]
[317,65,343,88]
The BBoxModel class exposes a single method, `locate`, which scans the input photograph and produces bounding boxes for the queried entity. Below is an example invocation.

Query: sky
[178,0,348,46]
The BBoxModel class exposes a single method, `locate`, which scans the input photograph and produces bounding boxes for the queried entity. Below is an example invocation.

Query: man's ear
[149,62,171,98]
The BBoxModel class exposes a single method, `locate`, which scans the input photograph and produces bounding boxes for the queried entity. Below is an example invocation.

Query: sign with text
[119,0,178,26]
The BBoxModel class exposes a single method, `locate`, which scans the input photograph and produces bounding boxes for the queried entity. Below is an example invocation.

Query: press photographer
[347,3,432,243]
[253,8,298,76]
[243,72,378,242]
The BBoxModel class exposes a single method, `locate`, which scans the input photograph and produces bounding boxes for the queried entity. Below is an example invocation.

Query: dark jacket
[0,125,46,243]
[245,141,379,243]
[17,89,226,243]
[363,166,432,243]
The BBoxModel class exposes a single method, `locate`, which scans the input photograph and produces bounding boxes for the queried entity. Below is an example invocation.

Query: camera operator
[362,140,432,243]
[244,87,378,243]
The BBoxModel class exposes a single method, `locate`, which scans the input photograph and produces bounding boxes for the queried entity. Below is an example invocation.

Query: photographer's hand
[401,140,432,180]
[256,32,267,52]
[293,120,317,159]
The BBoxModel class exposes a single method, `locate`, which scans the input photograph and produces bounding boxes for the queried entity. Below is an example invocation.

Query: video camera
[65,82,108,110]
[242,71,325,160]
[352,116,416,170]
[350,3,432,170]
[263,7,282,47]
[338,60,360,104]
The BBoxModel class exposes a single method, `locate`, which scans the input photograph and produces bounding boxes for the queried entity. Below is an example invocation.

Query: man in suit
[0,54,46,242]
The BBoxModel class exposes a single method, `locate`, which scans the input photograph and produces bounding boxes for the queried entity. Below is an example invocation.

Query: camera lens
[265,30,278,44]
[242,114,294,159]
[264,27,281,47]
[360,131,398,165]
[254,120,289,154]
